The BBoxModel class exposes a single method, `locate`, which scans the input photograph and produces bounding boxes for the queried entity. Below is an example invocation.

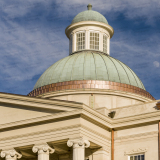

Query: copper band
[28,80,155,100]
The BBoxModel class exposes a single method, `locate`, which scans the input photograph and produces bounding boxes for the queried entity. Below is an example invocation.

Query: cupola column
[32,143,55,160]
[1,149,22,160]
[73,32,76,52]
[85,29,89,49]
[108,37,110,55]
[67,138,90,160]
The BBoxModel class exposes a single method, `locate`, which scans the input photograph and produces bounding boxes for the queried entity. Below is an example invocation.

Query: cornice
[41,89,152,103]
[0,105,113,131]
[0,92,83,112]
[80,124,110,141]
[112,110,160,129]
[109,99,158,111]
[0,95,159,132]
[65,21,114,38]
[81,105,112,129]
[0,109,82,131]
[115,131,158,141]
[0,124,81,142]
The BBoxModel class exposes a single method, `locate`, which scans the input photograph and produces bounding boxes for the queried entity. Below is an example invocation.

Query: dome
[33,50,145,90]
[71,4,108,25]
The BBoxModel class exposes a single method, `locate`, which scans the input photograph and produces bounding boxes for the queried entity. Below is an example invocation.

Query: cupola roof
[71,4,108,24]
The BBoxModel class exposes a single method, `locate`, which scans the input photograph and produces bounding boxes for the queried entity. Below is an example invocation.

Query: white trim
[108,36,110,55]
[69,34,73,54]
[88,29,100,33]
[65,21,114,39]
[124,148,147,156]
[76,31,85,51]
[75,30,86,33]
[85,30,89,49]
[73,33,76,52]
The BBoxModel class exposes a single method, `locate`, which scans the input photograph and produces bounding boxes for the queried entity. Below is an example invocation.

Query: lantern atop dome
[65,4,114,55]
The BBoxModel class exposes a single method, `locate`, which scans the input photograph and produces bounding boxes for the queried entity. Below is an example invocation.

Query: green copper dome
[34,51,145,90]
[71,4,108,25]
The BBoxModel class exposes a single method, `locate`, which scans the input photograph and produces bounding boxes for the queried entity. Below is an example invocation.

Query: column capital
[1,149,22,160]
[32,143,55,155]
[67,138,90,149]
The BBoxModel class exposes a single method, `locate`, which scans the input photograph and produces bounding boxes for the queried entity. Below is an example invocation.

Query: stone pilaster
[1,149,22,160]
[92,147,110,160]
[32,143,55,160]
[67,138,90,160]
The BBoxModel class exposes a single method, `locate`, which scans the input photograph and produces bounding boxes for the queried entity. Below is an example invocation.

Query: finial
[87,4,92,10]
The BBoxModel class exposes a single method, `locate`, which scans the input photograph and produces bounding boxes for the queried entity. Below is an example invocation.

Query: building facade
[0,4,159,160]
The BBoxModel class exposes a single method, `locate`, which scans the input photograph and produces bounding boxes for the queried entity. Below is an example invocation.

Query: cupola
[65,4,114,55]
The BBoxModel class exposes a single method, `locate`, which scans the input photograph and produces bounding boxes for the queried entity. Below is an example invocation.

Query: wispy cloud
[0,0,160,98]
[53,0,160,24]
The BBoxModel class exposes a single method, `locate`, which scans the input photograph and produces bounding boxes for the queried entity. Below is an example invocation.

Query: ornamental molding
[0,109,83,132]
[42,88,152,102]
[0,106,112,138]
[0,124,81,143]
[0,124,109,150]
[65,21,114,38]
[0,110,160,146]
[0,92,83,111]
[124,148,148,156]
[80,124,110,141]
[112,111,160,128]
[67,138,90,149]
[32,143,55,154]
[115,131,158,141]
[92,146,110,153]
[1,149,22,159]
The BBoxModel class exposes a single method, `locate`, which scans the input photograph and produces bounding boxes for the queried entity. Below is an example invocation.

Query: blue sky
[0,0,160,99]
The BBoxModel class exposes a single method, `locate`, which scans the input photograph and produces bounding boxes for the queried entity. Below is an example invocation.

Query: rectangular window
[76,32,85,51]
[90,32,99,50]
[130,154,145,160]
[103,34,108,54]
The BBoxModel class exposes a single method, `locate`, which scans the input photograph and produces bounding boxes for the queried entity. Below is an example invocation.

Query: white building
[0,4,159,160]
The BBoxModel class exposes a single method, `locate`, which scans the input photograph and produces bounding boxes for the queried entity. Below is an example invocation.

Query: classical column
[32,143,55,160]
[1,149,22,160]
[67,138,90,160]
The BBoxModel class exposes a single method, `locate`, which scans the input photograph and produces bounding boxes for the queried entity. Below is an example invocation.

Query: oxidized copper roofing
[33,51,146,91]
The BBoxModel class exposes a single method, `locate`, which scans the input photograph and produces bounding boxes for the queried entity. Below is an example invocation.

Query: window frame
[128,154,145,160]
[89,30,100,50]
[76,31,85,51]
